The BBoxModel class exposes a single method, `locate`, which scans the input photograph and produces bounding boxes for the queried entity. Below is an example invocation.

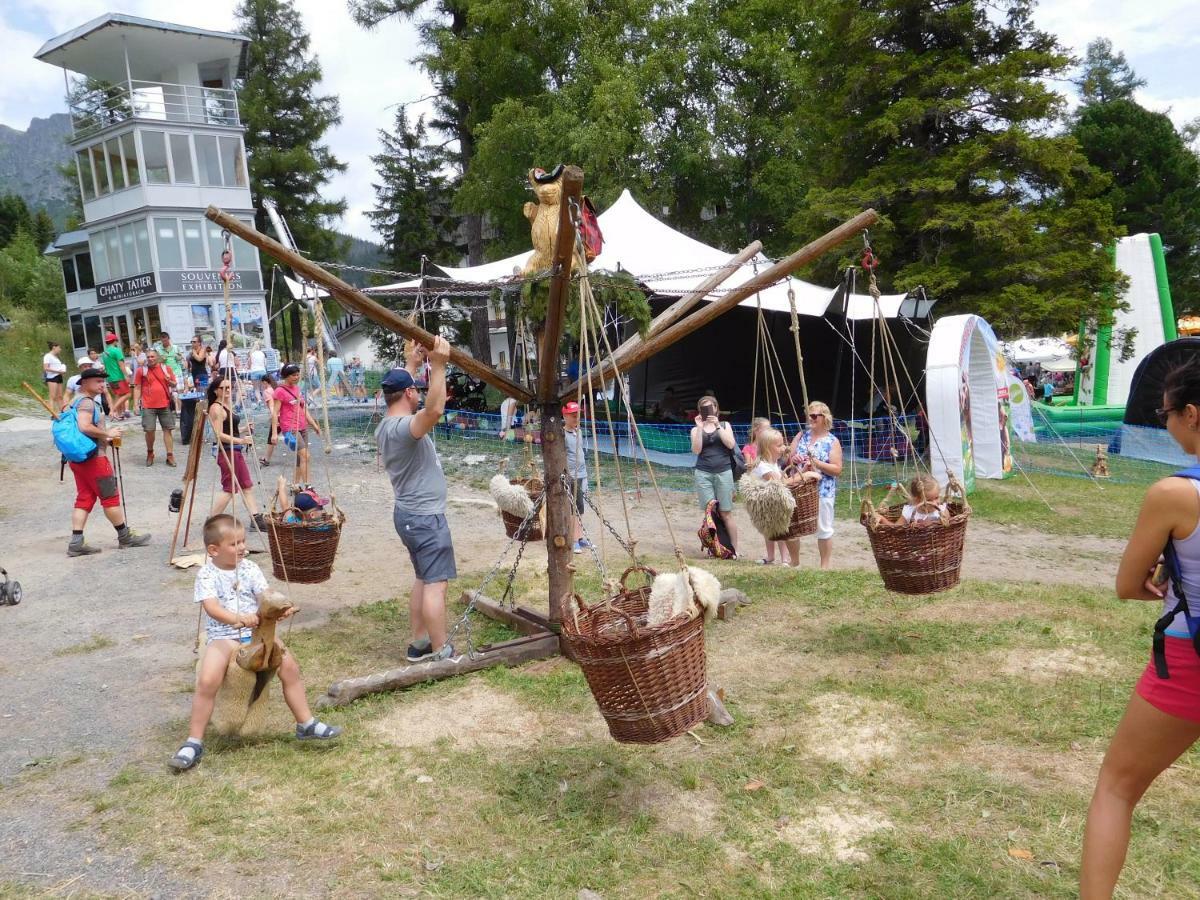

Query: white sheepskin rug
[647,566,722,627]
[738,474,795,539]
[489,473,534,518]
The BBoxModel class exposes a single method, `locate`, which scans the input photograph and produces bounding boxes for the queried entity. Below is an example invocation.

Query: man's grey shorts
[393,508,457,584]
[141,407,176,433]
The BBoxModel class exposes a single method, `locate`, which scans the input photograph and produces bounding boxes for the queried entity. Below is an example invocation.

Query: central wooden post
[538,165,584,632]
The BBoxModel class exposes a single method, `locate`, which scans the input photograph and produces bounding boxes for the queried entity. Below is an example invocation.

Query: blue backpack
[1152,464,1200,678]
[52,397,100,463]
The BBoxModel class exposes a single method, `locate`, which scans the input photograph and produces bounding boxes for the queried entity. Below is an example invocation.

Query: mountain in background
[0,114,76,230]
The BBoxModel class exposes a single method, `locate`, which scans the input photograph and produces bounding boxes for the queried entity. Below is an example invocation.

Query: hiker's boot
[118,529,151,549]
[67,541,101,557]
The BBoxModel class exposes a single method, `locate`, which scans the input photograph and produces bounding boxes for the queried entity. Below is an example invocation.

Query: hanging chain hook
[219,229,234,284]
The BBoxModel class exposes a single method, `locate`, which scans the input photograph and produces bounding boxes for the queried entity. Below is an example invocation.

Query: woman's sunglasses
[1156,406,1176,425]
[808,413,824,420]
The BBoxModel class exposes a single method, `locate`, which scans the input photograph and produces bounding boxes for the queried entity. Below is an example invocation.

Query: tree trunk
[288,304,302,359]
[470,304,491,364]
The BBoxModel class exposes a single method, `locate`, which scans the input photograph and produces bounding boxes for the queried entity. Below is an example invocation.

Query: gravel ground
[0,406,1124,897]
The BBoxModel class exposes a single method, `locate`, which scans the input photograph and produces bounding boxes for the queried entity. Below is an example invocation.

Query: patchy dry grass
[79,561,1200,897]
[52,635,116,657]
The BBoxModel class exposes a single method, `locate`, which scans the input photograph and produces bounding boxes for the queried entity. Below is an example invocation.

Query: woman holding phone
[690,394,738,557]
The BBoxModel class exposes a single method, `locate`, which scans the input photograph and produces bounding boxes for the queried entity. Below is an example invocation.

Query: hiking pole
[112,437,130,525]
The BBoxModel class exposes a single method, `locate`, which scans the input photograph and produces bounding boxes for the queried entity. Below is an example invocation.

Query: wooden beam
[464,592,551,637]
[536,165,584,401]
[568,209,879,394]
[315,633,559,708]
[560,240,762,398]
[204,206,534,403]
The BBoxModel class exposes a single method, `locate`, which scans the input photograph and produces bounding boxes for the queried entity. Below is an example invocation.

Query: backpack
[728,443,747,481]
[698,499,736,560]
[1151,464,1200,678]
[580,196,604,262]
[52,396,100,463]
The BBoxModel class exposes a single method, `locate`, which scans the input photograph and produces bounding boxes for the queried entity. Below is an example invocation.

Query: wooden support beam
[465,592,551,637]
[536,165,585,401]
[568,209,879,394]
[559,240,762,398]
[204,206,534,403]
[315,633,560,708]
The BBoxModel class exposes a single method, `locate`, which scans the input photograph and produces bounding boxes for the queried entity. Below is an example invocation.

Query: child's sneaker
[296,719,342,741]
[168,739,203,771]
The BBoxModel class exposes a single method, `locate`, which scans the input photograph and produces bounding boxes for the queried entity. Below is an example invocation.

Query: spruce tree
[790,0,1122,337]
[1075,38,1146,104]
[236,0,347,354]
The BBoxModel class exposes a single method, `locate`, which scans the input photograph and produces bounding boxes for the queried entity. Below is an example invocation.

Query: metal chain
[563,473,634,556]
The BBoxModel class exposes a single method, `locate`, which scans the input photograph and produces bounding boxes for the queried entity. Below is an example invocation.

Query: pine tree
[236,0,347,355]
[790,0,1122,337]
[0,194,33,249]
[1075,38,1146,105]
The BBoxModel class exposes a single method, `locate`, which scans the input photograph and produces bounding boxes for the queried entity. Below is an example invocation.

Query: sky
[1,0,1198,243]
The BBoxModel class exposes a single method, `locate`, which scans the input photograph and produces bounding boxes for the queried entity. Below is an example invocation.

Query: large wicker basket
[266,509,346,584]
[771,477,820,539]
[560,566,708,744]
[861,490,969,595]
[500,477,544,541]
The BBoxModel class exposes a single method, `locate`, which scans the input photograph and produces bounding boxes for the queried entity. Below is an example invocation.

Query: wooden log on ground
[204,207,533,403]
[558,240,762,398]
[569,209,879,393]
[315,632,560,708]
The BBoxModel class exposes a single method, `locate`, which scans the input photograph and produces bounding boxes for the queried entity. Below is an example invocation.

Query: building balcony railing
[70,80,240,138]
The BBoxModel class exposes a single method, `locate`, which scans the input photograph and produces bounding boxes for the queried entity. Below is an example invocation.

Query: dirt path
[0,412,1123,893]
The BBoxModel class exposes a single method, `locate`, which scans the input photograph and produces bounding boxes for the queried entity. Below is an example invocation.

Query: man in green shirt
[153,331,186,413]
[103,332,132,419]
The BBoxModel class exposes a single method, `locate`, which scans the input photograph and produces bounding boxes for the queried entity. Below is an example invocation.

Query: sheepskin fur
[646,566,722,627]
[207,590,292,737]
[489,473,534,518]
[738,474,796,538]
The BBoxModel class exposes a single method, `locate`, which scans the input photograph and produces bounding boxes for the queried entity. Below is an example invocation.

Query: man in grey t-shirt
[376,336,456,663]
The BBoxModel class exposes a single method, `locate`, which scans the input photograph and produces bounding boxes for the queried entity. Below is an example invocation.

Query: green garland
[520,269,651,343]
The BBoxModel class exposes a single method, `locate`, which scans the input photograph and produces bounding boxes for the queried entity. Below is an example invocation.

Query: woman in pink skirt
[206,374,267,531]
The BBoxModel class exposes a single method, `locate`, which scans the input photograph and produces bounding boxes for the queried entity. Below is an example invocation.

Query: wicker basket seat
[861,494,969,595]
[771,476,820,539]
[266,508,346,585]
[499,476,545,542]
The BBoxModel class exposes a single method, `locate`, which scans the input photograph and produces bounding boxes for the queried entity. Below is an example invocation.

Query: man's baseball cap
[104,332,118,343]
[563,401,581,414]
[77,356,92,367]
[80,368,107,381]
[279,362,300,378]
[380,368,416,394]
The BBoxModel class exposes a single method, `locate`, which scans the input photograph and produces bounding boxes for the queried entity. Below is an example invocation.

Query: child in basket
[274,475,334,528]
[889,474,950,526]
[169,514,341,771]
[752,428,817,567]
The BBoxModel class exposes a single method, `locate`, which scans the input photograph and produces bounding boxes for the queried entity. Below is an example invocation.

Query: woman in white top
[42,341,68,411]
[248,340,268,402]
[1082,360,1200,896]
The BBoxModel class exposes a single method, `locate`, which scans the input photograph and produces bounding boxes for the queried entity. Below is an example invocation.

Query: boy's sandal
[168,739,203,771]
[297,720,343,741]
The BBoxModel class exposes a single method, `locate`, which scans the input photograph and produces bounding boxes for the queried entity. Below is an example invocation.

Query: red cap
[104,332,118,343]
[563,401,581,414]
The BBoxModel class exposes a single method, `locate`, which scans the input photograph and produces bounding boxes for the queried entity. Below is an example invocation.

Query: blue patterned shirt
[797,432,838,498]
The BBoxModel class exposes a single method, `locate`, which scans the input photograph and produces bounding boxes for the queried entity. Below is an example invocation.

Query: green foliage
[0,231,67,322]
[520,269,651,344]
[1073,99,1200,314]
[0,302,69,397]
[1075,37,1146,104]
[789,0,1122,337]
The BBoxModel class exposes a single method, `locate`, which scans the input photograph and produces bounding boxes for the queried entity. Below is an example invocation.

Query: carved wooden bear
[523,166,567,277]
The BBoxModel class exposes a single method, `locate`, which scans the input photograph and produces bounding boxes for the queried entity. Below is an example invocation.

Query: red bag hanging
[580,196,604,262]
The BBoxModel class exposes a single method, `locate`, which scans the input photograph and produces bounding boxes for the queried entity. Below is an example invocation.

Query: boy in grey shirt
[376,336,456,663]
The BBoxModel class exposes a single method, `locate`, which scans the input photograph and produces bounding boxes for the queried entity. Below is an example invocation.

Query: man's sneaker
[427,643,455,662]
[296,719,342,741]
[67,542,101,557]
[406,639,433,663]
[572,540,584,554]
[118,530,151,549]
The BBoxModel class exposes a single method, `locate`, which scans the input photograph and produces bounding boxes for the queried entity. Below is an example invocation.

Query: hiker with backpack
[57,368,151,557]
[1082,360,1200,898]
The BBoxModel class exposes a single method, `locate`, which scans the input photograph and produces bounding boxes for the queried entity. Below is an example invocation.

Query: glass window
[232,218,258,268]
[194,135,222,185]
[105,228,124,278]
[71,314,86,351]
[169,134,194,184]
[154,218,182,268]
[89,234,110,282]
[61,257,78,293]
[76,252,95,290]
[218,137,246,187]
[90,144,111,195]
[182,219,205,268]
[76,149,96,201]
[105,138,125,190]
[146,305,161,342]
[119,223,139,272]
[141,131,169,183]
[83,315,102,351]
[120,133,140,186]
[133,221,152,273]
[205,220,225,269]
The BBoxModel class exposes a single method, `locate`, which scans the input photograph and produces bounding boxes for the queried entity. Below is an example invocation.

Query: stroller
[0,567,21,606]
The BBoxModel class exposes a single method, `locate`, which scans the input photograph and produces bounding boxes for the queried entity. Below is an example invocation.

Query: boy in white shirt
[169,514,341,770]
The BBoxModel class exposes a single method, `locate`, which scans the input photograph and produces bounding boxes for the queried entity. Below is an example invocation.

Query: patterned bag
[698,499,735,560]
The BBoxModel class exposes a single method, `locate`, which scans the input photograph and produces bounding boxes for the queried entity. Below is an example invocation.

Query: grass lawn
[89,557,1200,897]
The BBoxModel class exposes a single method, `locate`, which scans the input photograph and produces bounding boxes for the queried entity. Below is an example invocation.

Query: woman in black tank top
[688,394,738,555]
[189,337,209,387]
[205,374,265,528]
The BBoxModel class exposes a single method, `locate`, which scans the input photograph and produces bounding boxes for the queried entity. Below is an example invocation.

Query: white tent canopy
[369,189,911,320]
[999,336,1072,366]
